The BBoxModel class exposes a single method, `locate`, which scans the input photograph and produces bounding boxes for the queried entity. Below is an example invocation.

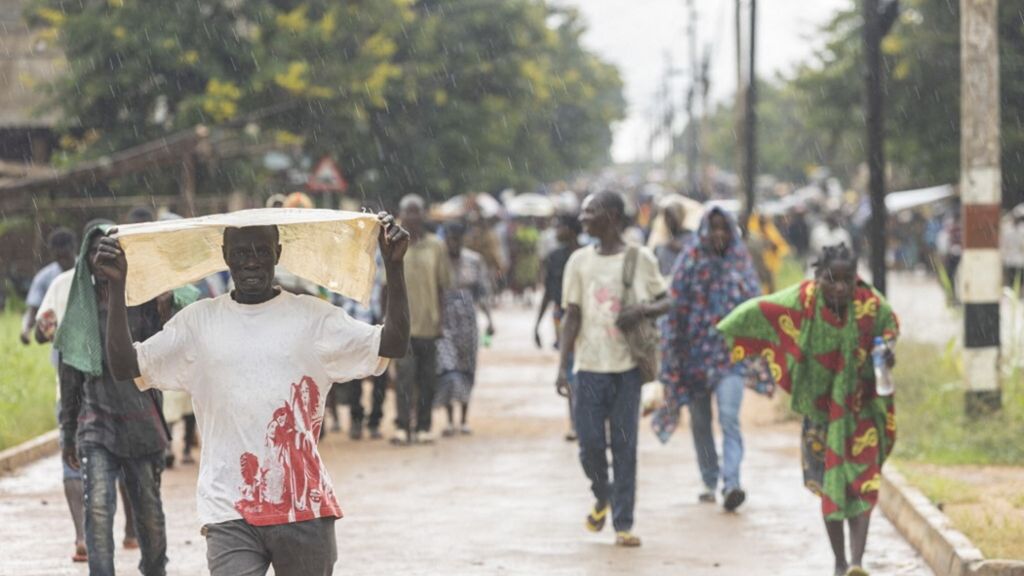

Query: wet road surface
[0,307,930,575]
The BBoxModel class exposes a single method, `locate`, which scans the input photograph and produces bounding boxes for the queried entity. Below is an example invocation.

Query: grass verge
[892,340,1024,560]
[0,310,57,452]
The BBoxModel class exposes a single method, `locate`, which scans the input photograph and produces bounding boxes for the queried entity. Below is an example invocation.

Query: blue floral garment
[653,207,763,443]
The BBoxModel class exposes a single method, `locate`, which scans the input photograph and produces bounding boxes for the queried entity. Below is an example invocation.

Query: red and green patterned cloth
[716,279,899,520]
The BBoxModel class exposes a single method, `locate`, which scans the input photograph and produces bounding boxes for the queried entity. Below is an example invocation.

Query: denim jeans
[80,445,168,576]
[687,371,745,492]
[573,369,642,532]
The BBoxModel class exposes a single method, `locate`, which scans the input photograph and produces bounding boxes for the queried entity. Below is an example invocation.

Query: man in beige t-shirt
[392,194,453,444]
[557,191,669,548]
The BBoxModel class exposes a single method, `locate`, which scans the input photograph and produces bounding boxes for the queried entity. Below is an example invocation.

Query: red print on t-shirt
[234,376,341,525]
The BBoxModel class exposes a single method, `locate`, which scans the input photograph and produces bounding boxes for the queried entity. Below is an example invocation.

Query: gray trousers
[203,517,337,576]
[394,337,438,432]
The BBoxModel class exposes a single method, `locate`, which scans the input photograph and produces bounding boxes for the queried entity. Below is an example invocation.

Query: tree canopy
[30,0,625,207]
[698,0,1024,205]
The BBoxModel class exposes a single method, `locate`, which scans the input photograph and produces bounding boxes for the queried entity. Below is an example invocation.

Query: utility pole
[735,0,745,205]
[663,52,677,168]
[741,0,757,228]
[862,0,899,295]
[686,0,699,197]
[960,0,1002,415]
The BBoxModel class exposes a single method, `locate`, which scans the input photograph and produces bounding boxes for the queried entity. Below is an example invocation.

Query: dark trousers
[347,372,388,429]
[80,445,167,576]
[394,337,438,432]
[573,369,642,532]
[204,517,337,576]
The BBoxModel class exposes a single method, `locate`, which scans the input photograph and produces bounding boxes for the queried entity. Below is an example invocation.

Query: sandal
[585,502,610,532]
[615,531,642,547]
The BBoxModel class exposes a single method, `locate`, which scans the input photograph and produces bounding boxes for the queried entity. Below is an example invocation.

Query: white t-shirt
[562,245,667,373]
[36,268,74,373]
[135,290,387,527]
[36,268,74,326]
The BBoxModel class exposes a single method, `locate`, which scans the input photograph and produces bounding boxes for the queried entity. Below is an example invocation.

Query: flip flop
[585,503,610,532]
[615,531,642,547]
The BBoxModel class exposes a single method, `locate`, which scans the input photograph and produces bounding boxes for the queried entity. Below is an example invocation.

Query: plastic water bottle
[872,337,894,396]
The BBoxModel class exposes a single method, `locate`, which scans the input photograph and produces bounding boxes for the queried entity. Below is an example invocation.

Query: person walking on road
[653,207,762,511]
[534,215,582,441]
[20,227,77,345]
[95,213,410,576]
[650,195,693,278]
[56,225,170,576]
[392,195,452,444]
[557,191,669,548]
[433,222,495,436]
[717,244,899,576]
[37,225,144,563]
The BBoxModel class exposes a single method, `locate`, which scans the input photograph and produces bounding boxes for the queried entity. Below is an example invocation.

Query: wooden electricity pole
[960,0,1002,414]
[741,0,757,227]
[686,0,700,197]
[862,0,899,295]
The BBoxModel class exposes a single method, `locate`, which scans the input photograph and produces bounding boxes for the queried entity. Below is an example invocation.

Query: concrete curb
[0,429,59,474]
[881,466,1024,576]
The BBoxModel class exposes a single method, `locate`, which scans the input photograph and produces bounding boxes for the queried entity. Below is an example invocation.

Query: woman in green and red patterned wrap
[716,244,898,576]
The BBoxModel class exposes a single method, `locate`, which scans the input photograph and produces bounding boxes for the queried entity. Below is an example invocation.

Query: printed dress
[716,279,899,520]
[435,249,489,406]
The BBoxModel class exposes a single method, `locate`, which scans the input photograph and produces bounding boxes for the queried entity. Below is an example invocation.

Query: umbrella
[434,193,502,220]
[113,208,379,306]
[506,192,555,218]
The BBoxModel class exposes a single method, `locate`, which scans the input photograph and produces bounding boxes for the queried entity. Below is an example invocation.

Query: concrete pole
[960,0,1002,414]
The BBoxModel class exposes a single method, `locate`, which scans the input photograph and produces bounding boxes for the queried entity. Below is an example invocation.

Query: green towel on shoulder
[54,225,110,377]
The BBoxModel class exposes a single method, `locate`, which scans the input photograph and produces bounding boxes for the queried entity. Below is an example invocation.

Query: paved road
[0,306,930,575]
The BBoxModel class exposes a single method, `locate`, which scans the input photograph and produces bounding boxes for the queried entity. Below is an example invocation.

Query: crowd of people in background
[18,173,1024,575]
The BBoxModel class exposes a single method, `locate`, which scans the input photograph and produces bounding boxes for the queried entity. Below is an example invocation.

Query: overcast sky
[553,0,851,163]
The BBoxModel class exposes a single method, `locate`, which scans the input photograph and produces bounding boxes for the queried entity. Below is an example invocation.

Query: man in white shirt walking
[93,213,410,576]
[556,191,669,548]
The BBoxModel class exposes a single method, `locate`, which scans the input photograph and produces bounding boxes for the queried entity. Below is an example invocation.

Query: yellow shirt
[403,234,453,339]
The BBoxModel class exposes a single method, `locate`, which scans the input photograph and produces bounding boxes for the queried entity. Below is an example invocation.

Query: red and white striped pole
[960,0,1002,414]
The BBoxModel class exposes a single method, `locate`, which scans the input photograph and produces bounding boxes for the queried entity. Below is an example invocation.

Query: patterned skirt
[435,288,479,406]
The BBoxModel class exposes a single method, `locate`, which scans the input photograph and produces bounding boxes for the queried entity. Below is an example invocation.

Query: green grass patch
[0,311,57,451]
[900,467,980,506]
[892,341,1024,466]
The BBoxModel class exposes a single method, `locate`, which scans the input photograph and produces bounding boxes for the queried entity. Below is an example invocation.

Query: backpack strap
[623,246,639,290]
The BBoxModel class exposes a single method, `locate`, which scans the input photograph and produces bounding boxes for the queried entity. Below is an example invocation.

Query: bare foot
[72,541,87,562]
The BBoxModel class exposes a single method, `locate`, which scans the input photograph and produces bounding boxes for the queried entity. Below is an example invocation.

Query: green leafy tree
[30,0,624,207]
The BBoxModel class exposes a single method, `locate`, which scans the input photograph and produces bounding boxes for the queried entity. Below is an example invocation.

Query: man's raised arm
[94,233,141,381]
[376,213,410,358]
